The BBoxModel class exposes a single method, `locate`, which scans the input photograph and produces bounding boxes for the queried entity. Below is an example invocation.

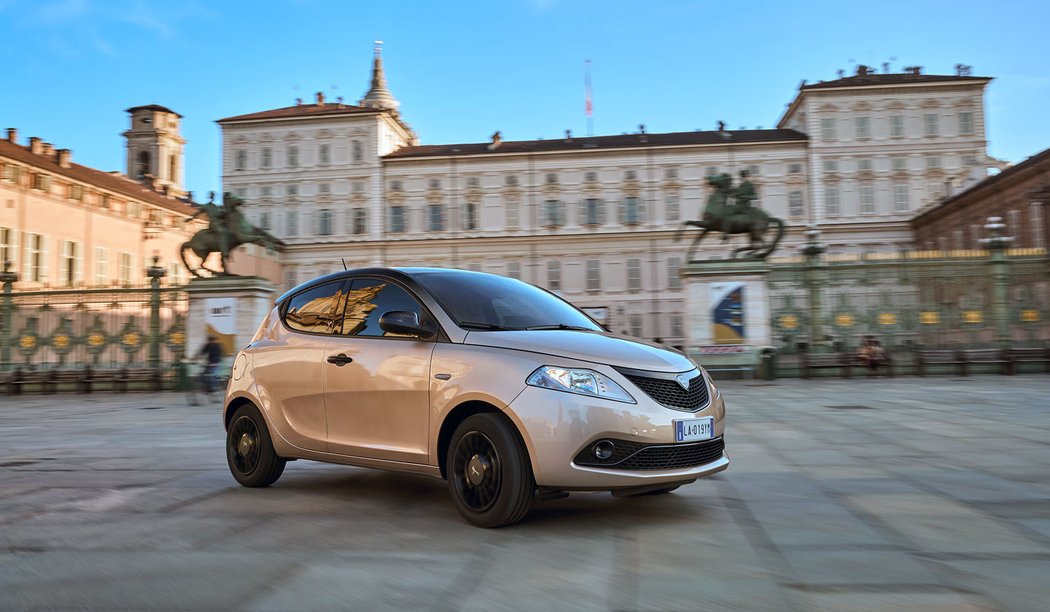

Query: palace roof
[0,138,196,215]
[384,129,808,159]
[800,73,990,91]
[217,102,383,124]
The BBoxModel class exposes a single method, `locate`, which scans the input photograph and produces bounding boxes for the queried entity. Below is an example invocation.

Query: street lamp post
[0,261,18,371]
[146,255,167,390]
[979,216,1014,349]
[800,225,827,352]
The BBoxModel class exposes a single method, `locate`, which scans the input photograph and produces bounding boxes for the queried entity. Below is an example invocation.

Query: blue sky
[2,0,1048,198]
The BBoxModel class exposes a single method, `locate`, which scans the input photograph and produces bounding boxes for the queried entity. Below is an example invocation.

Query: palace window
[505,175,518,186]
[857,158,872,172]
[429,178,441,190]
[893,184,910,212]
[855,116,871,139]
[428,204,444,231]
[389,206,405,233]
[823,160,838,173]
[625,170,637,181]
[25,234,48,283]
[926,156,941,169]
[892,157,907,171]
[258,211,269,230]
[390,180,402,192]
[319,183,330,195]
[623,196,642,224]
[665,195,679,222]
[94,247,107,286]
[318,209,333,236]
[821,118,836,141]
[825,187,841,216]
[505,201,519,229]
[69,184,83,201]
[586,259,601,291]
[119,253,132,285]
[544,200,563,227]
[2,163,21,182]
[705,166,717,177]
[287,145,299,167]
[788,163,803,174]
[670,314,684,338]
[547,260,561,291]
[319,144,330,165]
[467,176,480,189]
[0,227,16,268]
[287,184,298,197]
[286,210,298,236]
[890,115,904,137]
[59,240,81,286]
[261,147,272,168]
[353,208,367,235]
[958,111,974,136]
[464,202,479,230]
[788,191,804,218]
[629,314,643,337]
[352,141,363,162]
[747,164,760,177]
[506,261,521,279]
[627,258,641,292]
[585,171,598,183]
[235,149,246,170]
[924,113,939,136]
[32,173,50,192]
[664,167,678,180]
[859,185,875,214]
[261,186,272,199]
[545,173,558,185]
[667,257,682,289]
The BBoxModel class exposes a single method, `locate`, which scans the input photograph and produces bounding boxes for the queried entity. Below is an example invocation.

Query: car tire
[447,413,534,528]
[226,403,286,488]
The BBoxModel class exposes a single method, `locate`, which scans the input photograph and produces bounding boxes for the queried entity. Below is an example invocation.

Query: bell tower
[123,104,186,197]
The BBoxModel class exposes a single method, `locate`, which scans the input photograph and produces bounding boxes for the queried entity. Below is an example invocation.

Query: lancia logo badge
[675,372,692,390]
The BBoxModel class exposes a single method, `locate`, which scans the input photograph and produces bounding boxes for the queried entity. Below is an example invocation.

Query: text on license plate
[674,417,715,443]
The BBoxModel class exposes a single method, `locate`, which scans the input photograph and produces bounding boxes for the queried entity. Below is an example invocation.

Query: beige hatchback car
[224,268,727,527]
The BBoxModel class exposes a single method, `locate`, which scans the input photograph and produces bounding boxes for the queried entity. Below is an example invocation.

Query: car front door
[323,277,435,464]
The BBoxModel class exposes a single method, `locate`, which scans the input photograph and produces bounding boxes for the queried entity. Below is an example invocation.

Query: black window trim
[279,279,350,338]
[329,274,448,343]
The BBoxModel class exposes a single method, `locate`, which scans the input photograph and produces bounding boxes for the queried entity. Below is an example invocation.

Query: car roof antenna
[340,258,347,271]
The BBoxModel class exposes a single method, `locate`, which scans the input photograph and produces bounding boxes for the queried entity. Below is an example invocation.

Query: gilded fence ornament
[674,170,784,261]
[181,192,283,278]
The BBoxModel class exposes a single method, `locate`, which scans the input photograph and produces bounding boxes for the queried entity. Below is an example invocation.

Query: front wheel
[226,404,286,487]
[447,413,534,528]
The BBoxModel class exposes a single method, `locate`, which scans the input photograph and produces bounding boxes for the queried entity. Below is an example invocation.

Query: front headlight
[526,366,636,404]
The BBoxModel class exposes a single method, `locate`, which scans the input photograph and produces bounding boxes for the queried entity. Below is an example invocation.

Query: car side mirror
[378,311,436,340]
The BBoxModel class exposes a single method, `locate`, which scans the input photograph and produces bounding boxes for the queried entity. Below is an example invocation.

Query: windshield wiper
[525,324,595,331]
[458,322,517,331]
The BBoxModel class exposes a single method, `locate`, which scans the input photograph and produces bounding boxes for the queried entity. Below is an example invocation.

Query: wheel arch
[437,400,533,480]
[224,396,255,431]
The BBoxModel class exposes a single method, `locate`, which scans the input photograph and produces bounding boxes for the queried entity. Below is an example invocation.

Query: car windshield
[413,271,603,332]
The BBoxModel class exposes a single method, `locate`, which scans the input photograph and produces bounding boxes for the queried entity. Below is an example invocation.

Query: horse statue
[674,171,784,261]
[180,192,283,278]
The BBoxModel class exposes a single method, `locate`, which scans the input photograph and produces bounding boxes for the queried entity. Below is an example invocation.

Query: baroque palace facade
[220,49,997,344]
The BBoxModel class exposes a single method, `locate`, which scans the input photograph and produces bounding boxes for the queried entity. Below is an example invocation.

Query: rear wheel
[226,403,286,487]
[447,413,534,528]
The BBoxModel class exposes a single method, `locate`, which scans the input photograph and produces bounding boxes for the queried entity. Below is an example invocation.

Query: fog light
[593,440,615,460]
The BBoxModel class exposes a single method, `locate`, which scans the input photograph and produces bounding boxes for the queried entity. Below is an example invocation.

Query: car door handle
[326,354,353,366]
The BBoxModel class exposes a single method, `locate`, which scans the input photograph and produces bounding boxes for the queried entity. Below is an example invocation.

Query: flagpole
[585,59,593,137]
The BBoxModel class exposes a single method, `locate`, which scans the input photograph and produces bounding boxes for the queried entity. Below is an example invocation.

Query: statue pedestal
[185,277,277,363]
[681,261,773,370]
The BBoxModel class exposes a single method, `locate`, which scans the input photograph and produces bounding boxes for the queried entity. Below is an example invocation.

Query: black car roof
[273,267,496,304]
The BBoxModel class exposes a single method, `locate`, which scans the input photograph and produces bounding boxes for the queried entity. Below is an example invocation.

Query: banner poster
[709,282,745,344]
[203,297,237,358]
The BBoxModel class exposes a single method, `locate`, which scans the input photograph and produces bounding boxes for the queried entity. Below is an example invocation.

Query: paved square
[1,376,1048,610]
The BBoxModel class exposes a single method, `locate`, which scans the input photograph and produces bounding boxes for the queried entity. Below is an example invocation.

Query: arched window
[136,151,150,178]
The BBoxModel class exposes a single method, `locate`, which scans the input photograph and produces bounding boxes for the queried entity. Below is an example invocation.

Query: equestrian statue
[674,169,784,261]
[180,192,283,278]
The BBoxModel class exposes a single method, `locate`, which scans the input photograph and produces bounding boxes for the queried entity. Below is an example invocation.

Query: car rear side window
[340,278,425,337]
[283,281,346,334]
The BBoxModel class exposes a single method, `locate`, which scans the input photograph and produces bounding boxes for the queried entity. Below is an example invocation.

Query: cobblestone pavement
[0,376,1048,611]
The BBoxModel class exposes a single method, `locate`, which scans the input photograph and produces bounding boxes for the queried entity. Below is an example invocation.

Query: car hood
[462,330,695,373]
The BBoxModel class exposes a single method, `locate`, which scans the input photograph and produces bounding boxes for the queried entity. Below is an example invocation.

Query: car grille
[574,437,725,471]
[619,370,710,412]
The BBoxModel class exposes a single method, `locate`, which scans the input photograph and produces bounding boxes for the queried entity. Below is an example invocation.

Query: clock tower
[123,104,186,197]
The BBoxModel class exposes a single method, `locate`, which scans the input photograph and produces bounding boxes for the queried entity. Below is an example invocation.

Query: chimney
[295,97,303,106]
[56,149,71,168]
[5,128,15,143]
[41,143,54,156]
[29,137,42,154]
[316,91,325,105]
[565,129,572,142]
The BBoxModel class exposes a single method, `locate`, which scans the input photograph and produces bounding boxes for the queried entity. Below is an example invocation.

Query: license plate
[674,417,714,443]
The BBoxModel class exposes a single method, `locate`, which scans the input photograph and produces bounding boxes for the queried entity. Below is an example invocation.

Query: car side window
[283,281,346,334]
[340,278,425,337]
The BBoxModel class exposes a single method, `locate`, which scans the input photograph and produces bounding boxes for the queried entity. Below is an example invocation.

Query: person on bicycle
[197,335,224,393]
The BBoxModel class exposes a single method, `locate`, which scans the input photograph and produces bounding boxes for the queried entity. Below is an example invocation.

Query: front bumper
[505,381,727,490]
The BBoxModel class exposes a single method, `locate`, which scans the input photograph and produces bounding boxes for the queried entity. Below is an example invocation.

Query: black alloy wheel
[447,413,534,528]
[226,404,286,487]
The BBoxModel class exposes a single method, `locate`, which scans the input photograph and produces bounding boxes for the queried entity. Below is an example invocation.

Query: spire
[359,41,400,112]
